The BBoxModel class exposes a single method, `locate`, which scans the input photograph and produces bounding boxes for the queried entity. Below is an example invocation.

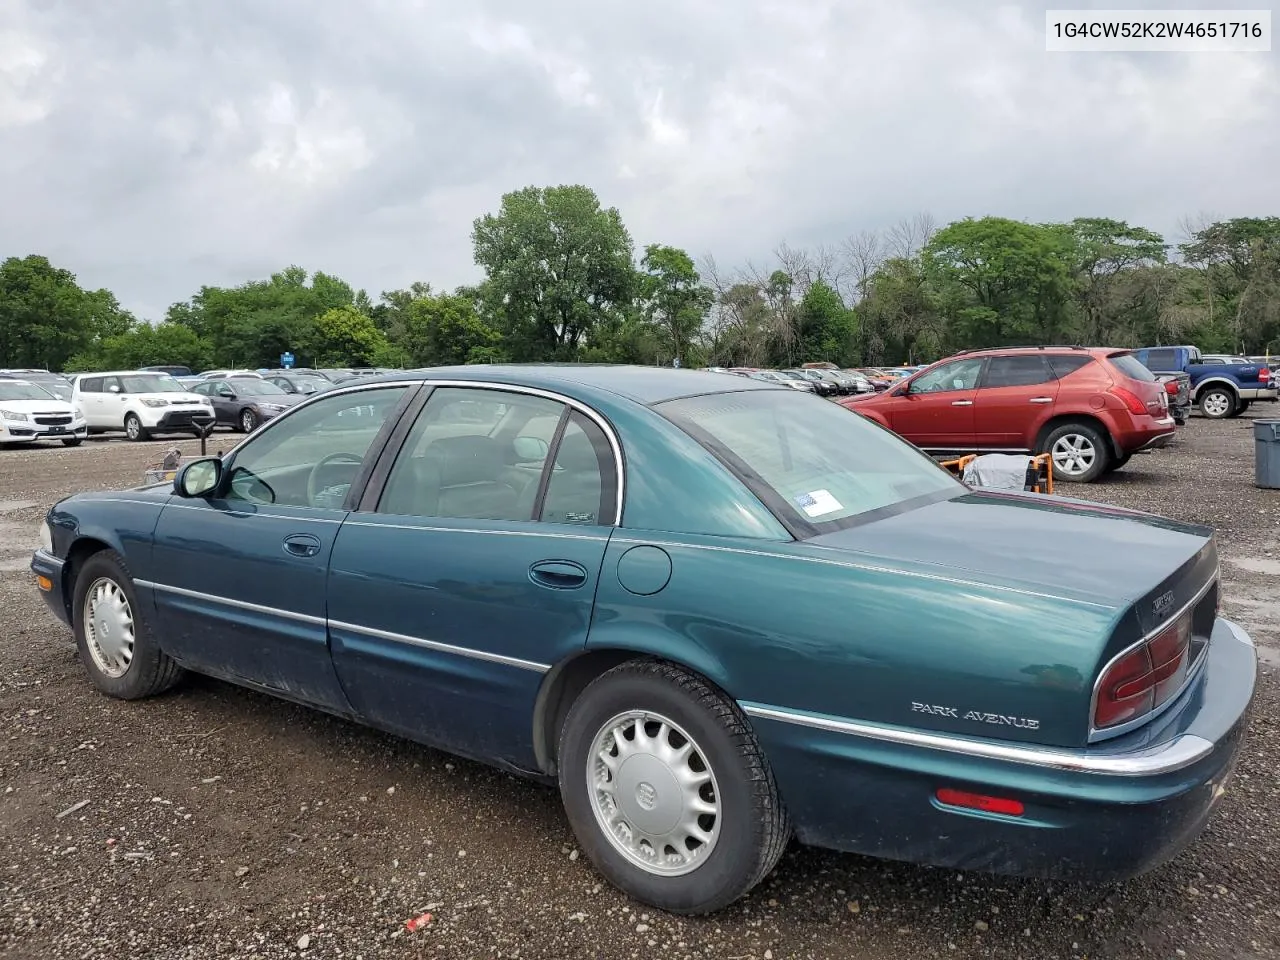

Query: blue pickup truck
[1132,345,1277,419]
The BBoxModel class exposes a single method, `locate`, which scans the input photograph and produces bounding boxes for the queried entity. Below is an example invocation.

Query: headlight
[0,409,29,421]
[140,398,168,408]
[260,403,284,413]
[40,522,53,553]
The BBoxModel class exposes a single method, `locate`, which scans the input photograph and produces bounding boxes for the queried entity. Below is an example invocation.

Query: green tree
[859,257,942,364]
[305,306,386,367]
[472,185,637,360]
[0,255,131,370]
[1180,217,1280,352]
[639,245,712,366]
[65,322,212,372]
[923,217,1074,348]
[795,280,859,365]
[399,291,505,367]
[1066,218,1167,343]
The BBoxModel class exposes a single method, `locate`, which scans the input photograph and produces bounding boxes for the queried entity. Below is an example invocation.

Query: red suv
[839,346,1176,482]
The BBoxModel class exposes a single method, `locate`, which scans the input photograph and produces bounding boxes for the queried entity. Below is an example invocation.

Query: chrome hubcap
[1202,393,1231,417]
[83,577,135,678]
[242,411,254,430]
[587,711,720,877]
[125,419,139,439]
[1051,434,1096,477]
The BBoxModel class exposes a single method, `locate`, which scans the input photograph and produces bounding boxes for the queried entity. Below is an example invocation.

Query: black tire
[123,413,148,442]
[1198,387,1236,420]
[71,550,184,700]
[1040,421,1111,484]
[239,407,258,433]
[557,660,790,915]
[61,437,82,447]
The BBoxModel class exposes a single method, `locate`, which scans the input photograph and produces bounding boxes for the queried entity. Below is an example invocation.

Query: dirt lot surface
[1,416,1278,960]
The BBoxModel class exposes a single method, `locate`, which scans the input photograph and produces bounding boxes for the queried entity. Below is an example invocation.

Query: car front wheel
[72,550,184,700]
[1042,422,1110,483]
[240,408,258,432]
[558,661,790,915]
[123,413,148,442]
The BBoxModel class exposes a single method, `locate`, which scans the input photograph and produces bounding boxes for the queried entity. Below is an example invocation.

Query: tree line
[2,185,1278,375]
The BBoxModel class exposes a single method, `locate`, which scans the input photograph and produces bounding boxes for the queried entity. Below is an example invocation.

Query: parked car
[784,369,839,396]
[191,377,305,432]
[807,369,867,395]
[0,379,87,446]
[748,370,814,392]
[0,369,73,401]
[1131,346,1276,419]
[197,369,264,380]
[70,371,215,441]
[31,366,1256,914]
[841,346,1176,483]
[265,373,335,396]
[140,365,194,378]
[1154,373,1192,425]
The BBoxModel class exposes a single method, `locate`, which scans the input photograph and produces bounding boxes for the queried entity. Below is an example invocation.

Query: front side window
[659,389,962,533]
[222,386,410,508]
[906,358,984,394]
[377,387,564,521]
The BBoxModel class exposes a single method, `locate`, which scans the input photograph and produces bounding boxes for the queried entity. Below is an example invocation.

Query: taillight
[1094,615,1193,731]
[1260,366,1271,382]
[1110,386,1150,416]
[1164,380,1179,395]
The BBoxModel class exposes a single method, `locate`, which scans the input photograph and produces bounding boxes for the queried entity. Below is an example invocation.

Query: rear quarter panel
[588,531,1121,749]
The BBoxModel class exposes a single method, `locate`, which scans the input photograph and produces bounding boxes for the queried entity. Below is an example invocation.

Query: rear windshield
[657,389,963,533]
[1108,353,1156,382]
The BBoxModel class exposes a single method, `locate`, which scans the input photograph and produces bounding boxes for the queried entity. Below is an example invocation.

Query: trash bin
[1256,419,1280,489]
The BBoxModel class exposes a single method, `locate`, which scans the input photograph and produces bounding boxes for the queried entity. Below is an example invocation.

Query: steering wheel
[306,452,365,506]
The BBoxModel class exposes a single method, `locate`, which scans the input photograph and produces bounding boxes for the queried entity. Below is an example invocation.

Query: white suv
[0,379,87,446]
[70,371,215,441]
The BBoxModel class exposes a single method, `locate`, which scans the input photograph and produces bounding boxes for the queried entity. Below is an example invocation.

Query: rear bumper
[745,617,1256,882]
[1239,386,1278,401]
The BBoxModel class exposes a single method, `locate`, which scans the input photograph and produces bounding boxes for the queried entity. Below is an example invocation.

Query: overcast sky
[1,0,1276,320]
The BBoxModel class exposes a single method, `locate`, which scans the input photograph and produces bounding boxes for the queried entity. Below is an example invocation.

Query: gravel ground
[1,416,1278,960]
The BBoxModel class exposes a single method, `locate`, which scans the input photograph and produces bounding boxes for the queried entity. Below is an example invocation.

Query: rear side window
[1046,355,1094,379]
[79,377,103,392]
[1109,353,1157,382]
[982,356,1052,388]
[1142,348,1178,370]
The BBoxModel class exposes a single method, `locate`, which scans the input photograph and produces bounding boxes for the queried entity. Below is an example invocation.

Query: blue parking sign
[280,352,295,369]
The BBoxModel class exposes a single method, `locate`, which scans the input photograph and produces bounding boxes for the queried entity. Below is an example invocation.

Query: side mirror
[218,388,236,399]
[108,385,121,394]
[174,457,222,498]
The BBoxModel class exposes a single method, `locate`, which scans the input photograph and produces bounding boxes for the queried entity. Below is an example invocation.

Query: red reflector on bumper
[936,788,1025,817]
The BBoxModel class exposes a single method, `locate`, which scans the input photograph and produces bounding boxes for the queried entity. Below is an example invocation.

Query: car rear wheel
[123,413,148,442]
[558,661,790,915]
[1042,422,1110,483]
[72,550,184,700]
[239,408,258,432]
[1199,388,1236,419]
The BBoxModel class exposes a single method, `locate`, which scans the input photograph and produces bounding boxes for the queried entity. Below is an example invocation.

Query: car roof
[350,364,782,406]
[942,346,1118,360]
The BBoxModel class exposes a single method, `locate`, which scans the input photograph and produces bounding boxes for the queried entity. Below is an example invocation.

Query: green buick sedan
[32,366,1256,914]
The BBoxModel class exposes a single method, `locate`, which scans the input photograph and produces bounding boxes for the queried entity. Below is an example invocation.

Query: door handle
[951,400,973,406]
[1028,397,1053,404]
[529,560,588,590]
[282,534,322,558]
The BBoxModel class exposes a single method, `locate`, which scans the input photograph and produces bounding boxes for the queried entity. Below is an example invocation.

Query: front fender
[49,492,168,589]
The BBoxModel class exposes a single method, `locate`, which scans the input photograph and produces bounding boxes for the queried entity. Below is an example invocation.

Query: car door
[74,376,104,426]
[99,376,130,429]
[972,355,1059,449]
[886,357,984,449]
[195,380,235,425]
[326,384,618,766]
[147,384,416,710]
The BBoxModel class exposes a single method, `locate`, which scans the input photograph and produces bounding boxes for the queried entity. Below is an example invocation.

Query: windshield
[120,375,187,394]
[658,390,963,533]
[1108,353,1156,382]
[232,380,288,397]
[0,382,56,402]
